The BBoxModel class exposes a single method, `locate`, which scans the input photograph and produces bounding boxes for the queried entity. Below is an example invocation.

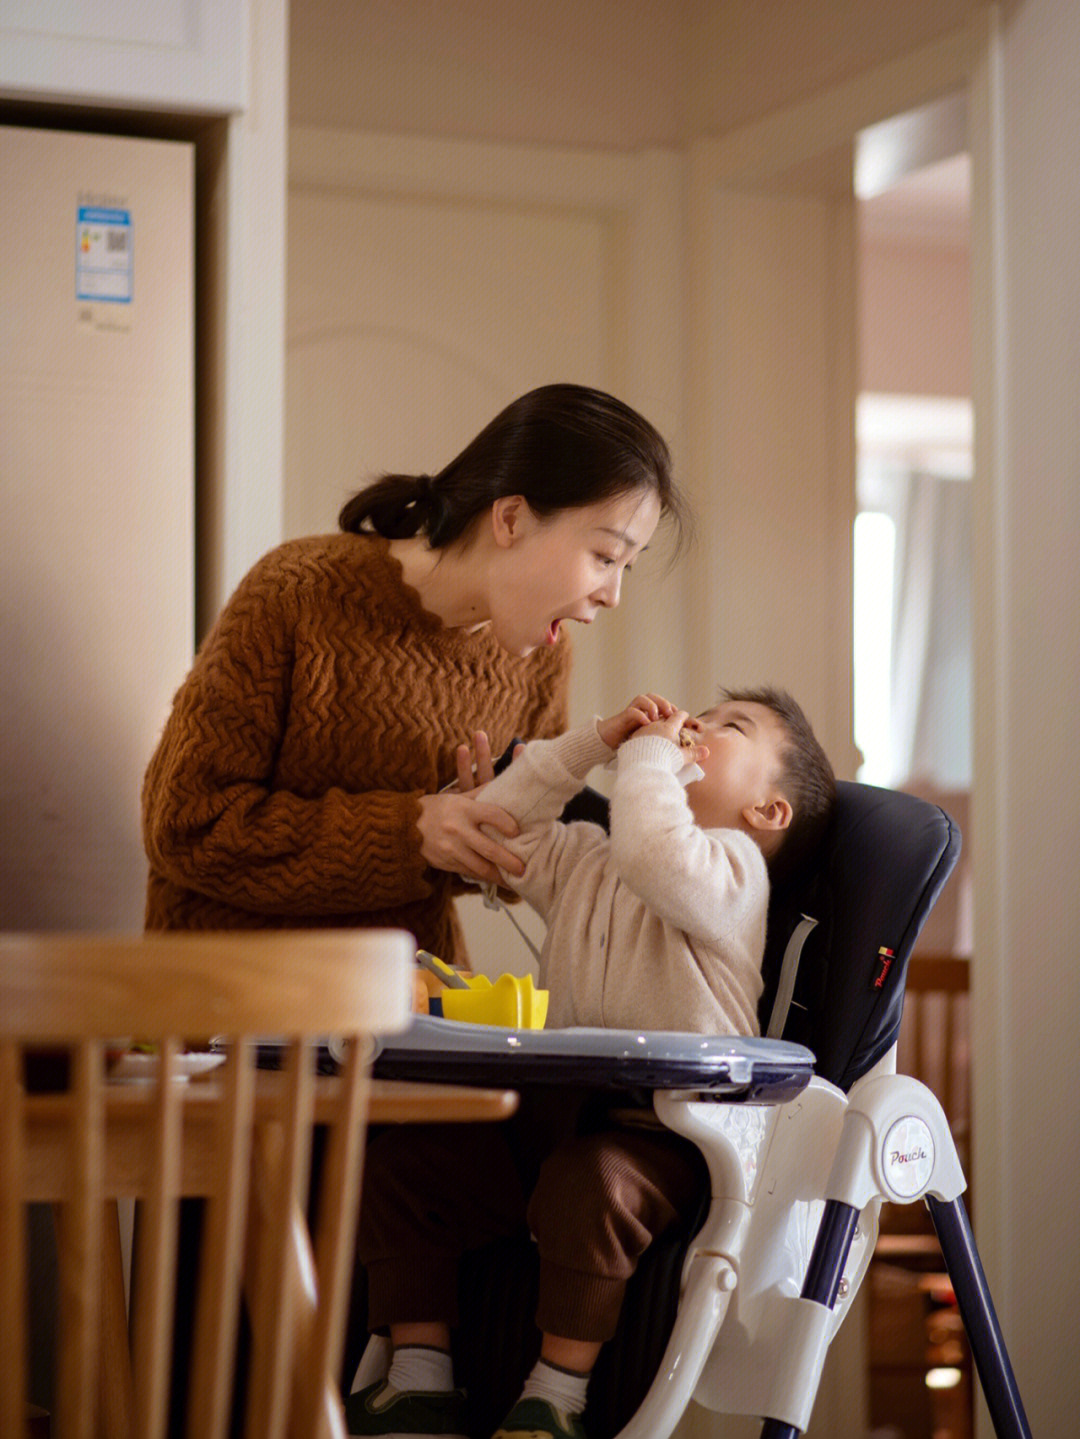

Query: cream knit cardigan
[481,724,767,1035]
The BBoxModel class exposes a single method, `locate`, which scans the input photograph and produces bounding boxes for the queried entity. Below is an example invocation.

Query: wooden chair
[877,953,972,1254]
[0,929,414,1439]
[895,954,971,1174]
[869,953,973,1437]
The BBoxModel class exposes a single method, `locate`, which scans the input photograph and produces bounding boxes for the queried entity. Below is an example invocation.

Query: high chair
[354,781,1031,1439]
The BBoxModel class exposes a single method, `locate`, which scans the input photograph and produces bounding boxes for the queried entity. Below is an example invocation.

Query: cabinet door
[0,125,194,929]
[0,0,246,112]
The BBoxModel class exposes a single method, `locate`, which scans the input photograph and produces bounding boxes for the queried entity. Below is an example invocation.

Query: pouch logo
[882,1116,935,1198]
[890,1145,928,1165]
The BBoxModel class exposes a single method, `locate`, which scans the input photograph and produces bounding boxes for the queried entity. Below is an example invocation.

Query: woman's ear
[491,494,530,548]
[743,796,793,834]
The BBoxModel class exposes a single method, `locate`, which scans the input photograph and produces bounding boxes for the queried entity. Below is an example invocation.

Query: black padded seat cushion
[760,781,961,1090]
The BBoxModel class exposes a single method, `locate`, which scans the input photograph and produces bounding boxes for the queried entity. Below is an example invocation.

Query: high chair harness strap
[766,914,818,1039]
[480,883,543,965]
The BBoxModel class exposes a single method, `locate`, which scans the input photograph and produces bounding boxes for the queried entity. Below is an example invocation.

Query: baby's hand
[597,693,679,751]
[634,709,710,765]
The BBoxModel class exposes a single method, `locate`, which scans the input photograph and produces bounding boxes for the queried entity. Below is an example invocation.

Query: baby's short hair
[722,686,836,883]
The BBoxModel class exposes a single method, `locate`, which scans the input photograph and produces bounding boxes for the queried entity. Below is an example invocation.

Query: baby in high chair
[349,688,835,1439]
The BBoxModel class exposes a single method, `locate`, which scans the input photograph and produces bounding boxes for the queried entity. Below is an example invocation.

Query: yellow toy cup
[439,972,549,1030]
[414,950,549,1029]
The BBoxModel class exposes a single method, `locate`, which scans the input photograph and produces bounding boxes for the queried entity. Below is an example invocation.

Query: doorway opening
[854,104,974,1439]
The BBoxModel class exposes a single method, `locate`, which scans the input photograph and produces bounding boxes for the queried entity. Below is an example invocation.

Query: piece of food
[413,971,431,1014]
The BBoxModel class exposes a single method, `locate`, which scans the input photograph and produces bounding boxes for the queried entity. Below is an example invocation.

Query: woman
[142,384,685,966]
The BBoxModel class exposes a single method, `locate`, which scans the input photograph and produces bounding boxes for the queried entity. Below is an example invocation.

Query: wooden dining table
[24,1067,518,1439]
[25,1073,519,1202]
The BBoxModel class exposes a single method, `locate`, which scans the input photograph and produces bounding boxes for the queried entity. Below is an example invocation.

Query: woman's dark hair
[339,384,687,551]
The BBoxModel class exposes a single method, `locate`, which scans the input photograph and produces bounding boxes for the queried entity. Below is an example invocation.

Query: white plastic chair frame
[616,1046,1028,1439]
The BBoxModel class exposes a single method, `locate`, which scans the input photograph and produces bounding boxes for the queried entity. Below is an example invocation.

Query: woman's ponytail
[339,473,442,539]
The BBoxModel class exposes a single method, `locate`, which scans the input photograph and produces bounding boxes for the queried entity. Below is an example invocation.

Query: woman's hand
[419,733,526,883]
[597,693,680,751]
[450,729,524,792]
[448,730,526,796]
[416,789,525,883]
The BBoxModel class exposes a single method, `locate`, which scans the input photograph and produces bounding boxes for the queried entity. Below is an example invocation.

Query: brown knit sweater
[141,533,570,963]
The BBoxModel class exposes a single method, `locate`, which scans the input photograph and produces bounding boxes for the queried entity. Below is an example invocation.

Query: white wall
[859,236,971,396]
[196,0,288,627]
[682,0,982,135]
[970,2,1080,1433]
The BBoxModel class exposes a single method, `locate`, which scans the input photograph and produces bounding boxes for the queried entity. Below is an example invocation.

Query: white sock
[386,1343,455,1394]
[520,1357,590,1415]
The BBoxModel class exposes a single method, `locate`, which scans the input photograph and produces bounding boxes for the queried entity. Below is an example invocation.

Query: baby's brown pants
[356,1093,707,1343]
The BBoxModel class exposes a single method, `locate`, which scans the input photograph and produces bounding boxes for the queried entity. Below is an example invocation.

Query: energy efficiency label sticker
[76,206,132,303]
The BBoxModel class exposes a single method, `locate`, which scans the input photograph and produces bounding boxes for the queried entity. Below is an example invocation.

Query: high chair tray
[370,1014,815,1102]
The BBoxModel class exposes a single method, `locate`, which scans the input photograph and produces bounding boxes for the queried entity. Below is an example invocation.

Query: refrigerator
[1,124,194,931]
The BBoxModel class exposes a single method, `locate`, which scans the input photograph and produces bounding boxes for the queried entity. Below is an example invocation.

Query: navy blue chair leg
[926,1193,1032,1439]
[759,1199,860,1439]
[758,1192,1031,1439]
[760,1412,801,1436]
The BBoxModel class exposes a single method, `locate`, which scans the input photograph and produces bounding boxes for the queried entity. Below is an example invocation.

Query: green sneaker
[344,1378,469,1438]
[491,1396,588,1439]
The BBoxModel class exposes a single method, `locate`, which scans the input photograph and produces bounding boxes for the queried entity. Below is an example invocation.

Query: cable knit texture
[141,533,569,963]
[479,725,766,1033]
